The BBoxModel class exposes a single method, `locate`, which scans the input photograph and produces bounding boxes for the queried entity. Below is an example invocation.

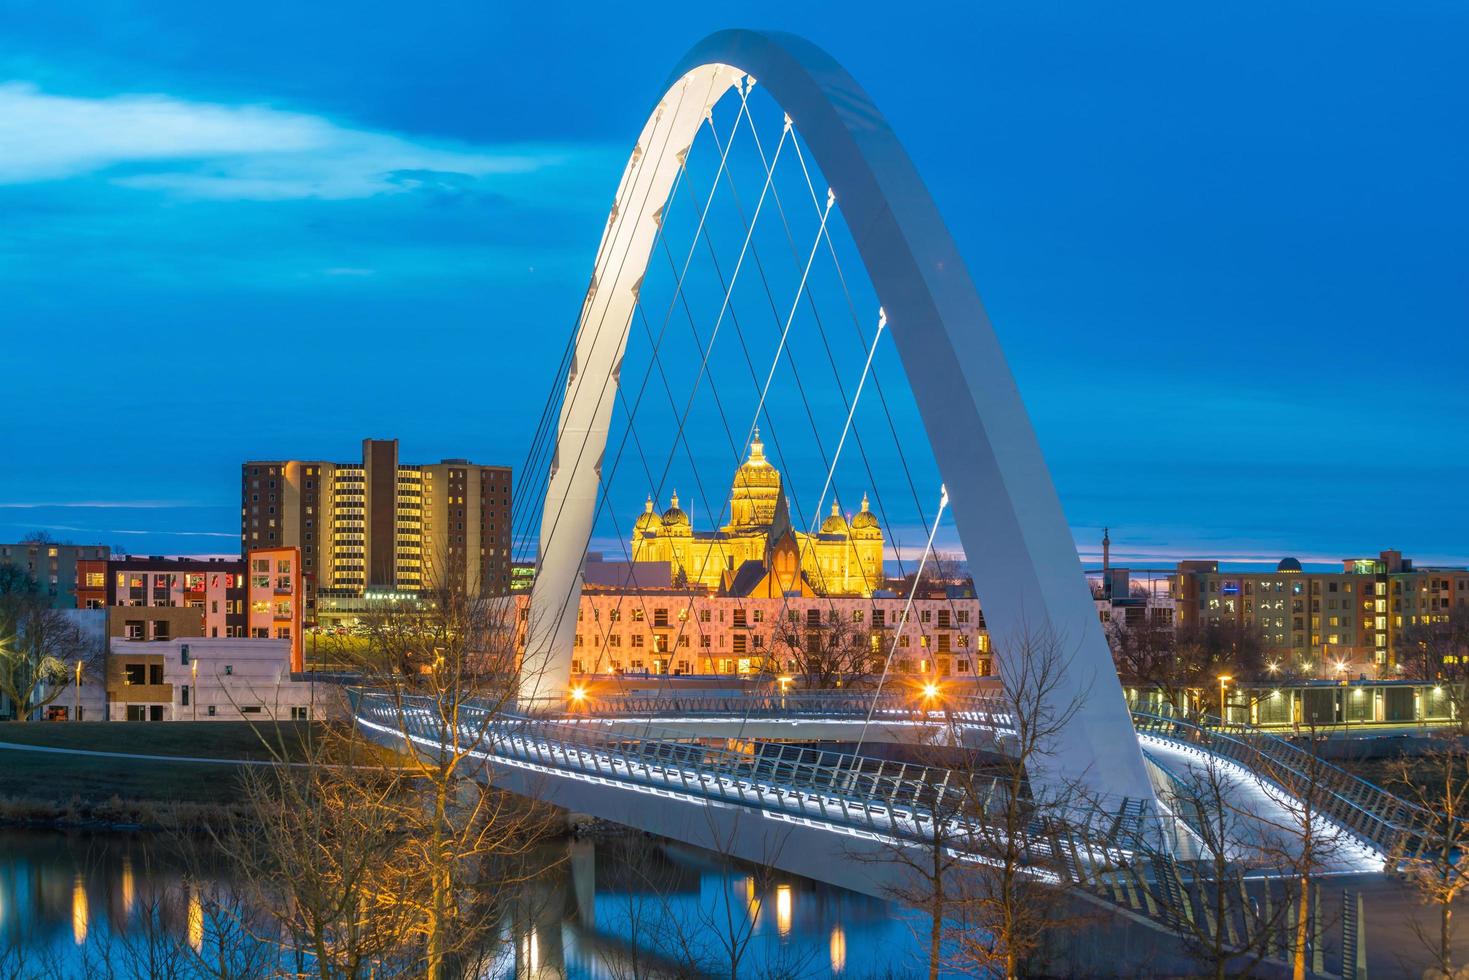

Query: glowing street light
[921,681,941,701]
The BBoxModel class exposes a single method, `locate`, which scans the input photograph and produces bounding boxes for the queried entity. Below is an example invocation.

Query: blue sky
[1,1,1464,567]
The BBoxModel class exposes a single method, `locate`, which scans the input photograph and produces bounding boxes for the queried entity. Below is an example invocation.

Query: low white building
[105,637,331,722]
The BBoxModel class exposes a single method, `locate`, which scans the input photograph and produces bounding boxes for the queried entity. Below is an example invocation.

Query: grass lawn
[0,721,323,806]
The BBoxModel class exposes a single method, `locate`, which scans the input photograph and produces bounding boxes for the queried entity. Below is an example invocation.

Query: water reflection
[71,875,87,946]
[0,830,922,977]
[186,886,203,953]
[777,883,793,937]
[120,856,135,917]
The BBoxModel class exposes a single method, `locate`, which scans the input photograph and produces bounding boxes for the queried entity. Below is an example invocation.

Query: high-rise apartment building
[241,438,512,608]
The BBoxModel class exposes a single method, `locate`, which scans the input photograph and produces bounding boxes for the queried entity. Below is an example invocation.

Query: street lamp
[74,660,82,722]
[191,659,198,721]
[1218,675,1232,723]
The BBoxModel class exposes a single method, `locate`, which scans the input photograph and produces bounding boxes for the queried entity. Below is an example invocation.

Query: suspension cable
[853,483,949,758]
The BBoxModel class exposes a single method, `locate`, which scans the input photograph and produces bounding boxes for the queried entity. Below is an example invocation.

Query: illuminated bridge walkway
[348,690,1421,900]
[562,692,1421,856]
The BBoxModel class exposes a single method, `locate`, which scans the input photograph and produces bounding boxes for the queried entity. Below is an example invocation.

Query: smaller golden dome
[661,491,691,531]
[819,499,849,535]
[850,492,880,536]
[634,495,662,533]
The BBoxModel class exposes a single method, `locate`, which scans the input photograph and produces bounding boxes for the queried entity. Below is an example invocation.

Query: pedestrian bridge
[347,689,1412,902]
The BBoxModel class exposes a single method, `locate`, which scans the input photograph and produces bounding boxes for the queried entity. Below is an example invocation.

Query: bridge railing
[1130,704,1431,860]
[352,691,1143,870]
[556,690,1016,728]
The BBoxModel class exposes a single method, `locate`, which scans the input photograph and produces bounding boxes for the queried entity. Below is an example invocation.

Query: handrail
[1130,704,1429,859]
[349,690,1151,872]
[348,688,1423,964]
[555,690,1015,726]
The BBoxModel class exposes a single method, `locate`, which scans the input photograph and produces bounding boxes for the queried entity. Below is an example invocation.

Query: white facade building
[106,637,328,722]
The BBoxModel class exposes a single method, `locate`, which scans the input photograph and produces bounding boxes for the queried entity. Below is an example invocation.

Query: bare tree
[947,623,1093,979]
[1109,618,1268,715]
[891,550,970,597]
[0,566,103,720]
[681,808,800,979]
[856,621,1088,979]
[1155,752,1294,979]
[1250,723,1346,980]
[774,613,875,689]
[1399,606,1469,736]
[226,733,423,978]
[328,570,558,979]
[1392,735,1469,978]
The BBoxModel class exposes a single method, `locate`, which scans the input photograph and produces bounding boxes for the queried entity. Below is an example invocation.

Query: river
[0,829,927,978]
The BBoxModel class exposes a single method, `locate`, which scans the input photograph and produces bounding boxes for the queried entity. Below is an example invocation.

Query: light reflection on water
[0,830,925,977]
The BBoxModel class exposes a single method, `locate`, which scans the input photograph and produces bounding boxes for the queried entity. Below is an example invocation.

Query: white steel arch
[521,29,1156,807]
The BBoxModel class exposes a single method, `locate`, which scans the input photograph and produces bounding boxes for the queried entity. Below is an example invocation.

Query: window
[181,685,190,707]
[181,645,190,666]
[225,664,234,676]
[148,664,164,685]
[124,663,146,685]
[291,707,310,721]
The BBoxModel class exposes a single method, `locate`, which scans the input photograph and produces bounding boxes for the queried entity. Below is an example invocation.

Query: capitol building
[629,431,884,597]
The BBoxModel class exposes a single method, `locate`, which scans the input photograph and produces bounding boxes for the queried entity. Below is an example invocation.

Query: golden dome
[661,491,691,533]
[732,428,779,488]
[850,492,880,537]
[727,429,782,527]
[633,495,662,533]
[819,499,849,535]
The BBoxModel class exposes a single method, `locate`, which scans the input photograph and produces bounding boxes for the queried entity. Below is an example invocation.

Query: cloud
[0,500,194,509]
[0,81,587,201]
[0,520,237,538]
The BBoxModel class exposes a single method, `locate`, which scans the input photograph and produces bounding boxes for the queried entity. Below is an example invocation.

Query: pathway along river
[0,829,925,978]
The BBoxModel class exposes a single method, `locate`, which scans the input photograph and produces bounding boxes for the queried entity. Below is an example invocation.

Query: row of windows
[568,656,987,677]
[576,606,973,627]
